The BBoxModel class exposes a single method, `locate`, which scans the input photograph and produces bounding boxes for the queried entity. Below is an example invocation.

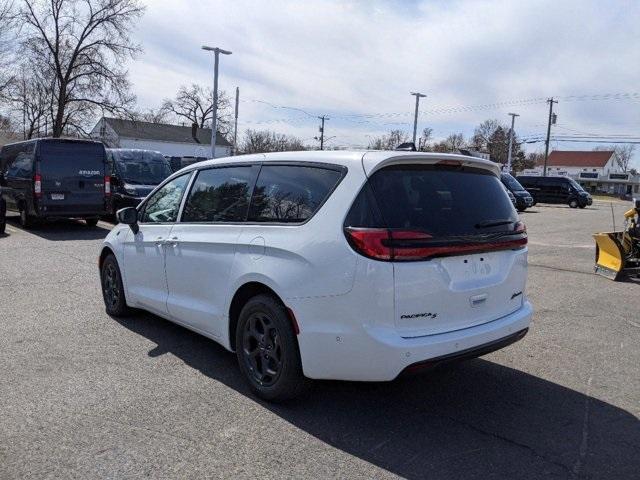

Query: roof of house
[543,150,615,168]
[102,117,232,147]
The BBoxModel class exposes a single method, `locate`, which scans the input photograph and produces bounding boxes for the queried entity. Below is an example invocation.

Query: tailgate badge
[400,312,437,320]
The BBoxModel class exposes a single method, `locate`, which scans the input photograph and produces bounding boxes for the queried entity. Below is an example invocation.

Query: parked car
[516,175,593,208]
[501,173,534,212]
[99,151,533,401]
[504,184,517,208]
[106,148,173,214]
[0,138,109,228]
[0,190,5,234]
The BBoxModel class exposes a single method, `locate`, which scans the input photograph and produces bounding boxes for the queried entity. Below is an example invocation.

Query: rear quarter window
[247,165,344,223]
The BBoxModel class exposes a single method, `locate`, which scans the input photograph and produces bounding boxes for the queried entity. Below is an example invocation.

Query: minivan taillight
[34,174,42,198]
[104,175,111,196]
[344,227,527,261]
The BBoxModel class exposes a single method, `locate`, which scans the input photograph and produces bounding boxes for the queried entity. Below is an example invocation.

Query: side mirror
[116,207,139,234]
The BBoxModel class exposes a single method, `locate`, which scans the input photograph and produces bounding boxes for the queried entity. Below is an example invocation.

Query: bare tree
[0,0,18,98]
[594,144,636,172]
[239,129,307,154]
[134,108,169,124]
[162,84,231,133]
[20,0,144,137]
[418,127,433,151]
[367,129,409,150]
[613,145,635,172]
[470,119,500,151]
[432,133,466,153]
[8,70,51,138]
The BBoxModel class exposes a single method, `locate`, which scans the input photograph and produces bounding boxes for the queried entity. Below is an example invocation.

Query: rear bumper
[37,206,106,218]
[401,327,528,375]
[295,300,533,381]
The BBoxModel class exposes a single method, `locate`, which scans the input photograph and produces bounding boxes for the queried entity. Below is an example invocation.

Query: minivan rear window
[39,141,104,177]
[247,165,342,223]
[350,164,517,237]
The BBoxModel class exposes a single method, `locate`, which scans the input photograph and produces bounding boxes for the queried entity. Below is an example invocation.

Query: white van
[99,151,532,400]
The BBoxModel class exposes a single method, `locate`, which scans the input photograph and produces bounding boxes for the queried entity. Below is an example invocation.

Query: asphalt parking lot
[1,202,638,479]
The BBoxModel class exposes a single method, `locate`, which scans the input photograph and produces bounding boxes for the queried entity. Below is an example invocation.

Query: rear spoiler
[361,152,501,177]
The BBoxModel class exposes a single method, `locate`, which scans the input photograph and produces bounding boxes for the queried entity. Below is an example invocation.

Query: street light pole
[506,112,519,173]
[410,92,426,145]
[543,97,558,177]
[233,86,239,155]
[202,45,232,159]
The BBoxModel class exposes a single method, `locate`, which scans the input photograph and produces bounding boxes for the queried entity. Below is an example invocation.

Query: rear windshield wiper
[475,219,514,229]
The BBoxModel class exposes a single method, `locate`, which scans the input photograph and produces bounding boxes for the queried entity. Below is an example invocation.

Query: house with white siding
[90,117,232,160]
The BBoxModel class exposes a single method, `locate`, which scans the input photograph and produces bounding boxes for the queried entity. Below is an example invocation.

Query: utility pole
[233,86,239,155]
[317,116,328,150]
[410,92,426,145]
[506,112,519,173]
[543,97,558,177]
[202,45,232,159]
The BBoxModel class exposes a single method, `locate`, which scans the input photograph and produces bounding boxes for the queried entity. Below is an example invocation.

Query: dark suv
[516,175,593,208]
[106,148,172,214]
[0,138,109,227]
[501,173,534,212]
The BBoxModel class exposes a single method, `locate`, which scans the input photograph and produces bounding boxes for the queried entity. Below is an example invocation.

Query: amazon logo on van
[78,170,101,176]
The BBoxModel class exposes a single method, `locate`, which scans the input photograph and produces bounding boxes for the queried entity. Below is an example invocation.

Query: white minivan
[99,151,532,400]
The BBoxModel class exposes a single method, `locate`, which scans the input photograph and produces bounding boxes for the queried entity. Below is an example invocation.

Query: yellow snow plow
[594,200,640,280]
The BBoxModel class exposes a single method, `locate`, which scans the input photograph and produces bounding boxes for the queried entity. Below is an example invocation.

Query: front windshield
[112,150,172,185]
[501,173,526,191]
[567,178,585,192]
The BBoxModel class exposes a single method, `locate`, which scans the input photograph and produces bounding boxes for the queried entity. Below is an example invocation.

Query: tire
[235,294,310,401]
[100,254,131,317]
[19,207,34,228]
[517,207,526,213]
[0,216,5,235]
[578,204,586,209]
[569,199,579,208]
[85,218,99,227]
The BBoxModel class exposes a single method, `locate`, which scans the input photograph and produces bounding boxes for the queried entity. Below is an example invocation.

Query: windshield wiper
[475,219,514,229]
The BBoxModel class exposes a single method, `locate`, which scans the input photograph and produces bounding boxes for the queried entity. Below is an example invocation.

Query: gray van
[0,138,108,227]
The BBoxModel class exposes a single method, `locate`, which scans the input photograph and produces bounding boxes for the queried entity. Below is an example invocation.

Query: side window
[139,173,190,223]
[7,147,34,178]
[181,166,255,222]
[248,165,343,223]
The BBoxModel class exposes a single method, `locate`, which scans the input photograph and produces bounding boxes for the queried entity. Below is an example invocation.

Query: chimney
[191,123,200,143]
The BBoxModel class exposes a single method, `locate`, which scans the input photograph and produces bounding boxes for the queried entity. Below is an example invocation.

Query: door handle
[155,236,164,246]
[163,236,179,247]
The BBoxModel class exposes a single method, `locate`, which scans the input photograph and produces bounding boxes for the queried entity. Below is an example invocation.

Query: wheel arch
[99,245,115,268]
[228,281,290,352]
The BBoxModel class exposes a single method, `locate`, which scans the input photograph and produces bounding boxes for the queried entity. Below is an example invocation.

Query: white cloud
[128,0,640,161]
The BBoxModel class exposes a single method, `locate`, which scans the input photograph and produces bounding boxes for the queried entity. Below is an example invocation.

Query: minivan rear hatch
[38,140,106,212]
[346,155,528,338]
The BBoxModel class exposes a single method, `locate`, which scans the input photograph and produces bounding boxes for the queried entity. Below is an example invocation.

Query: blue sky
[128,0,640,162]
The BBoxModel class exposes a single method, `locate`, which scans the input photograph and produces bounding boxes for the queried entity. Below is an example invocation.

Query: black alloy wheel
[236,294,309,401]
[100,254,130,316]
[242,312,283,387]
